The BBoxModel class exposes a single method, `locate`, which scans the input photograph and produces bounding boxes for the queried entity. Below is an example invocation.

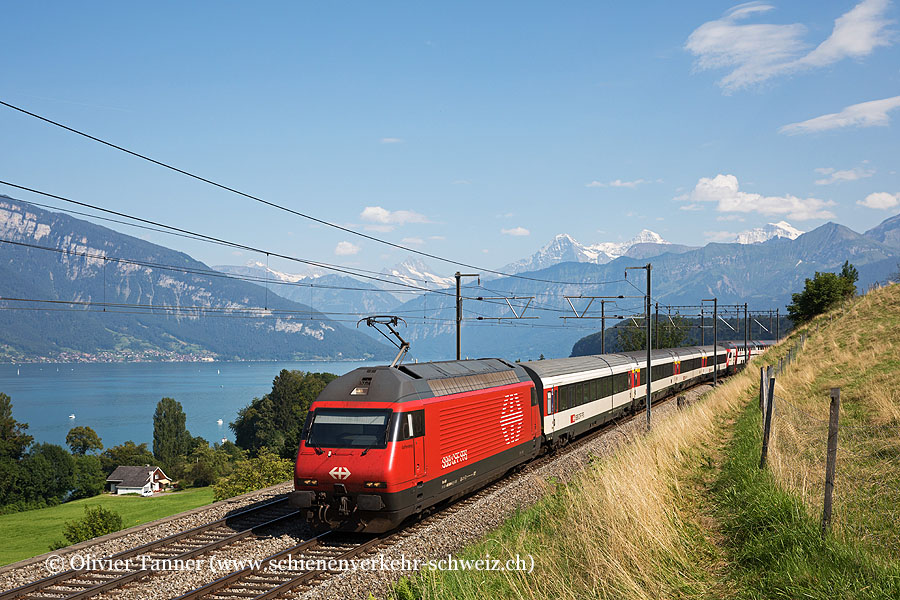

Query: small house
[106,465,171,496]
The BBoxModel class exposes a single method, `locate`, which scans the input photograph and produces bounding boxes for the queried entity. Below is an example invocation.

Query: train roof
[721,340,776,348]
[314,358,533,405]
[396,358,517,380]
[520,354,635,379]
[521,346,723,380]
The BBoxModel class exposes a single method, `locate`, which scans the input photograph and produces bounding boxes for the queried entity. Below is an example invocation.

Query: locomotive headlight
[299,478,318,486]
[364,481,387,488]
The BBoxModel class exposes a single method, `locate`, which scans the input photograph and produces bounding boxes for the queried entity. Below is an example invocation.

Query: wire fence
[759,333,900,558]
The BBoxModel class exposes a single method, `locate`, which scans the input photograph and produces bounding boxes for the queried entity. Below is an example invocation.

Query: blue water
[0,361,382,450]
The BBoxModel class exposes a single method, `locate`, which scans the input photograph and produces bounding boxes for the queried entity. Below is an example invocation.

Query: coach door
[408,411,426,478]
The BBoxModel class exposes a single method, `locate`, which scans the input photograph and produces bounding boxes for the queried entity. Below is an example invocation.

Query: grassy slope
[766,285,900,562]
[0,487,214,566]
[394,284,900,600]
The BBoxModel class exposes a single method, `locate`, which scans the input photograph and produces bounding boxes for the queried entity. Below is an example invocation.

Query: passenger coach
[520,345,726,446]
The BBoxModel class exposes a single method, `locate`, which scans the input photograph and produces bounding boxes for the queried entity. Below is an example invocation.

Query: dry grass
[767,283,900,559]
[402,367,762,600]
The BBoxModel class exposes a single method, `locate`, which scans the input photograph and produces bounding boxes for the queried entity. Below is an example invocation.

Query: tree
[212,448,293,501]
[839,260,858,298]
[617,318,648,352]
[153,397,192,469]
[0,393,33,461]
[0,458,27,507]
[51,505,123,550]
[24,443,75,502]
[231,370,337,458]
[615,314,691,353]
[71,455,105,499]
[787,264,858,324]
[66,426,103,456]
[183,444,238,488]
[100,440,155,475]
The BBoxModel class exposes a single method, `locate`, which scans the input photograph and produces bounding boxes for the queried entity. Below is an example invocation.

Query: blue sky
[2,1,899,277]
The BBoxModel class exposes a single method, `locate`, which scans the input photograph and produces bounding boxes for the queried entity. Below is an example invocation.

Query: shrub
[50,505,124,550]
[212,448,292,501]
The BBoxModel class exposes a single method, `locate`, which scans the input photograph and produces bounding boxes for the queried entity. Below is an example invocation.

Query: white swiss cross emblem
[329,466,351,480]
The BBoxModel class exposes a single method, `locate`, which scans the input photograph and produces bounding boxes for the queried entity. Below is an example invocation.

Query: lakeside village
[1,348,219,364]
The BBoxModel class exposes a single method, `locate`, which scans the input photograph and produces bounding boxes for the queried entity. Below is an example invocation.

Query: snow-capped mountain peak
[381,257,455,289]
[734,222,804,245]
[499,230,670,275]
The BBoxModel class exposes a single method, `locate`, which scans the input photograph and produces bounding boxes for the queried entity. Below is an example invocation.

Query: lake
[0,361,385,450]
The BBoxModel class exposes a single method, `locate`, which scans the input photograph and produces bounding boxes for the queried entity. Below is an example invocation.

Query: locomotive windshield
[306,408,392,449]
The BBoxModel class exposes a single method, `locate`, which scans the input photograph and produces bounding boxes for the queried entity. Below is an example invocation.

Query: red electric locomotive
[288,358,541,533]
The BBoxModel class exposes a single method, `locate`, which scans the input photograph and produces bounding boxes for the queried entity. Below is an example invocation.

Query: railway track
[175,381,715,600]
[175,478,515,600]
[0,498,300,600]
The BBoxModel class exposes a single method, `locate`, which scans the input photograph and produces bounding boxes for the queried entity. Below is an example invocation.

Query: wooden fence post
[759,367,766,412]
[822,388,841,536]
[760,376,776,469]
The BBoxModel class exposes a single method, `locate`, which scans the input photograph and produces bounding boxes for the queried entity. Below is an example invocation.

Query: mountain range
[375,219,900,360]
[0,196,394,362]
[2,192,899,362]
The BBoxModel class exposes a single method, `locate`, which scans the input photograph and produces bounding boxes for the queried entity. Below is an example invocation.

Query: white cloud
[686,0,895,92]
[858,191,900,209]
[681,173,836,220]
[797,0,895,67]
[334,241,360,256]
[381,137,403,144]
[401,237,425,246]
[359,206,430,232]
[429,235,446,240]
[586,178,647,188]
[716,214,745,222]
[814,166,876,184]
[780,96,900,134]
[501,227,531,236]
[679,203,703,211]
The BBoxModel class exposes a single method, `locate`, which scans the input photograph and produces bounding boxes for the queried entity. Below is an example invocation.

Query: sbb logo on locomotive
[328,466,351,480]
